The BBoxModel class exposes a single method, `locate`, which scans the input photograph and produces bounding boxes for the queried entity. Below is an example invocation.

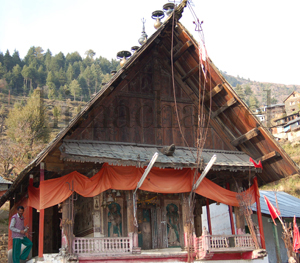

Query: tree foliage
[5,88,50,147]
[0,48,119,101]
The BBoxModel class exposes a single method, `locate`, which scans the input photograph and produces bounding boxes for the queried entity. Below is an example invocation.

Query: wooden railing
[73,234,133,254]
[197,234,256,253]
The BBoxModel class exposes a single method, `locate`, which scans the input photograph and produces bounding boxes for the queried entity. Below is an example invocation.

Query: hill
[221,71,300,106]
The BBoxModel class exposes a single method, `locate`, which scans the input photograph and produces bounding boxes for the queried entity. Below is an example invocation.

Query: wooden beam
[181,65,199,82]
[204,84,223,102]
[257,151,281,163]
[231,128,260,147]
[173,40,194,62]
[211,97,237,119]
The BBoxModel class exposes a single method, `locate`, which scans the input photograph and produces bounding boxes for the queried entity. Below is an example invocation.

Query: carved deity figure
[108,202,122,237]
[166,203,180,246]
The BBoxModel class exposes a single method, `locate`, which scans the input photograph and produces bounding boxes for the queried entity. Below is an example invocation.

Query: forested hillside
[221,71,300,109]
[0,47,119,101]
[0,47,120,180]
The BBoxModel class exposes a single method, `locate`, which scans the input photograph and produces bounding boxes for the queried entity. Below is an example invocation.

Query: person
[10,206,32,263]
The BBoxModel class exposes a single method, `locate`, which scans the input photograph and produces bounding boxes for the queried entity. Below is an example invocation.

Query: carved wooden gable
[68,46,232,150]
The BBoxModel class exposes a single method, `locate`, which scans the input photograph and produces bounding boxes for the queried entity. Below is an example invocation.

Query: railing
[73,234,133,254]
[197,234,256,253]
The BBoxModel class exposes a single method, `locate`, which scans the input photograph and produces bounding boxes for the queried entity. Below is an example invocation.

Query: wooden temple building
[1,1,299,262]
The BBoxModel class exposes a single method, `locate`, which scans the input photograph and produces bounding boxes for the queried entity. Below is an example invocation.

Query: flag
[293,216,300,252]
[249,157,263,170]
[263,196,280,225]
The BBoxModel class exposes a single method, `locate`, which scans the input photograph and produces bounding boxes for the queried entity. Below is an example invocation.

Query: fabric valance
[28,163,257,210]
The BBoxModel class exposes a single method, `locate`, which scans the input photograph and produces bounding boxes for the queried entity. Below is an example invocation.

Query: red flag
[293,216,300,252]
[263,196,280,225]
[249,157,263,170]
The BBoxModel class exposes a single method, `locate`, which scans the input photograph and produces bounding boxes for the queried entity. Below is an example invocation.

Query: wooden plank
[181,65,199,82]
[231,128,260,147]
[211,97,237,119]
[204,84,223,102]
[257,151,281,163]
[173,40,194,62]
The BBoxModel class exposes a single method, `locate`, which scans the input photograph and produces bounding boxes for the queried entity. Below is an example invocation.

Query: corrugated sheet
[59,140,256,171]
[252,190,300,218]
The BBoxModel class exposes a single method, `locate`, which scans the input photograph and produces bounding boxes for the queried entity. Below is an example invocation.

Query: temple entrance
[137,206,156,249]
[136,193,182,250]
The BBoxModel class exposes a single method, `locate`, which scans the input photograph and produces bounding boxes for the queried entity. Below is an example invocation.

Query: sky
[1,0,300,85]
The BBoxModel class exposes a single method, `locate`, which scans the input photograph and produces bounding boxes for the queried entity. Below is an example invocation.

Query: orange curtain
[28,163,256,210]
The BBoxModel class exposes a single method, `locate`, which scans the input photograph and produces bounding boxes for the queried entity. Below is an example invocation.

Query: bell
[107,194,114,203]
[101,200,107,207]
[116,190,121,197]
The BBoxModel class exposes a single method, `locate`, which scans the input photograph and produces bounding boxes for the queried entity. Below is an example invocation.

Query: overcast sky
[1,0,299,85]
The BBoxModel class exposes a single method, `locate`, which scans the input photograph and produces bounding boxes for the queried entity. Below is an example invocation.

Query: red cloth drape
[28,163,256,209]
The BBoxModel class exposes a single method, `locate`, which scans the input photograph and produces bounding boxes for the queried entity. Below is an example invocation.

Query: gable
[66,44,231,150]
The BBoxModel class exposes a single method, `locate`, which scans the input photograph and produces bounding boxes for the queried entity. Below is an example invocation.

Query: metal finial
[138,18,148,45]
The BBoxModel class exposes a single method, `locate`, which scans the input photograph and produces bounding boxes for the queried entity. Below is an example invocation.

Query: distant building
[283,91,300,115]
[283,117,300,141]
[262,104,285,123]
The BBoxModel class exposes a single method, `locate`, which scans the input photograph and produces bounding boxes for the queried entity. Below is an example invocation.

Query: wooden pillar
[126,191,138,247]
[233,181,245,233]
[254,177,266,249]
[206,198,212,235]
[194,199,202,237]
[28,174,33,241]
[38,163,44,260]
[61,199,69,251]
[181,193,190,249]
[226,183,235,235]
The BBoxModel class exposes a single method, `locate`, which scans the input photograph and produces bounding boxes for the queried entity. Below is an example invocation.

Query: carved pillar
[126,191,138,248]
[181,193,190,249]
[93,195,102,237]
[194,198,202,237]
[61,196,73,254]
[232,180,245,233]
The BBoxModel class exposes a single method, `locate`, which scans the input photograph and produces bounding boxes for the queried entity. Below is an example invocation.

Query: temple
[1,1,299,262]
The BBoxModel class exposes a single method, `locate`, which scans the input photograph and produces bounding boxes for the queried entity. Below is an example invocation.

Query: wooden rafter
[231,128,260,147]
[204,84,223,102]
[181,65,199,82]
[173,40,194,62]
[257,151,281,163]
[211,97,237,119]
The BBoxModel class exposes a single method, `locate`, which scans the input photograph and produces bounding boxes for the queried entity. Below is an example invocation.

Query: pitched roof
[252,190,300,218]
[60,140,256,171]
[283,91,300,102]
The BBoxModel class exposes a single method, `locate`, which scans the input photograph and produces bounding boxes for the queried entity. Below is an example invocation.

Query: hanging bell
[107,194,114,203]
